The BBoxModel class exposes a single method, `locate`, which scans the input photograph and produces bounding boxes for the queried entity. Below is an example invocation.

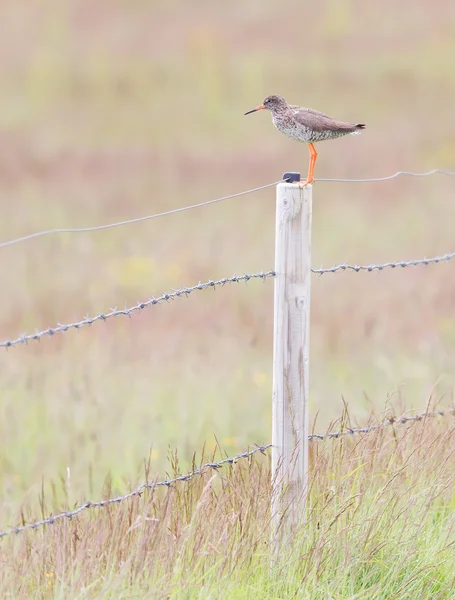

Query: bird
[244,95,365,186]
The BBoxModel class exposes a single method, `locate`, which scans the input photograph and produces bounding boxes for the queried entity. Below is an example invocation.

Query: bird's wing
[292,106,359,132]
[290,105,333,119]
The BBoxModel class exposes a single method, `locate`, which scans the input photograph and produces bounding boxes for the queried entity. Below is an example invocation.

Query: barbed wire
[1,169,454,251]
[316,169,455,183]
[312,251,455,274]
[1,406,453,540]
[308,407,455,440]
[0,444,272,540]
[0,180,283,250]
[0,272,275,349]
[2,247,455,349]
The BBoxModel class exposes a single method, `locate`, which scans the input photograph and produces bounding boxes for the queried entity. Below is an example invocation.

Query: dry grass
[2,413,455,598]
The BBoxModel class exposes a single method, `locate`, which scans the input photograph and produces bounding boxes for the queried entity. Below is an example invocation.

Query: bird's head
[244,95,287,115]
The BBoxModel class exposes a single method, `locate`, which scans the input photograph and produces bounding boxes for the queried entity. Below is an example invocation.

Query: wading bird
[245,95,365,186]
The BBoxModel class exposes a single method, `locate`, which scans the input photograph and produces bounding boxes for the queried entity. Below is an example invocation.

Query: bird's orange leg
[308,143,317,183]
[298,143,318,186]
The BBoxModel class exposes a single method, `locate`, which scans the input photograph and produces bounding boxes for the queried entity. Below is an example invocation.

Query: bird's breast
[272,114,312,142]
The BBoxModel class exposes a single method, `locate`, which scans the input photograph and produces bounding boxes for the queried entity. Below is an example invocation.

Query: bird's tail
[350,123,366,135]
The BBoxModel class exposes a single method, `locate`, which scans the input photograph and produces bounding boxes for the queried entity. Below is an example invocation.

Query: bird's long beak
[244,104,265,115]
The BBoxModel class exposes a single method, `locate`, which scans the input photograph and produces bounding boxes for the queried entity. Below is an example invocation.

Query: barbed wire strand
[312,251,455,274]
[1,407,453,540]
[2,249,455,349]
[0,272,276,349]
[0,445,272,540]
[0,180,283,250]
[316,169,455,183]
[308,407,455,440]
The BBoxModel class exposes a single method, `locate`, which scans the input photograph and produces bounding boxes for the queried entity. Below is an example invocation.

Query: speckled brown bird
[245,95,365,186]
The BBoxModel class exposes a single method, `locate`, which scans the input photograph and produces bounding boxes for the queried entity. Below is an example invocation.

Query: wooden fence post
[271,174,312,547]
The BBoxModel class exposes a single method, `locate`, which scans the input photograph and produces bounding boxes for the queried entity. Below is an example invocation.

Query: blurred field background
[1,0,455,535]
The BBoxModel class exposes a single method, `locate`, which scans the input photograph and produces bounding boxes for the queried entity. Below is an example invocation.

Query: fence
[1,169,455,543]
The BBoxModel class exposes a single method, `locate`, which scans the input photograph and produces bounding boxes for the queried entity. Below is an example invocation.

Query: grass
[2,413,455,598]
[1,0,455,596]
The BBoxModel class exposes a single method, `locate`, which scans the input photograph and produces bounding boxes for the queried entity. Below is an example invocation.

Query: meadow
[1,0,455,597]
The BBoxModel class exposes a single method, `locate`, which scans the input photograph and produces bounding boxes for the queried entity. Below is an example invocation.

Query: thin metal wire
[312,252,455,274]
[1,407,453,539]
[1,169,454,250]
[316,169,455,183]
[0,181,282,249]
[0,271,275,348]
